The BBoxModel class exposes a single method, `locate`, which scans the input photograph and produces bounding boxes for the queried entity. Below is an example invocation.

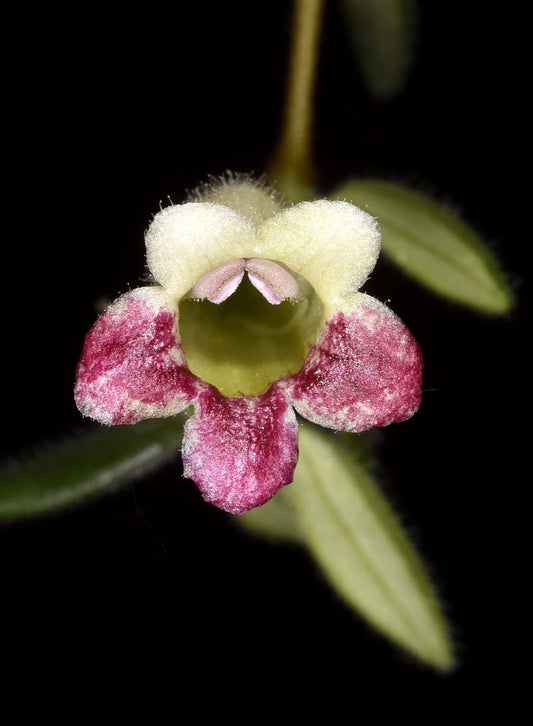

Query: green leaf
[0,417,184,520]
[338,0,416,100]
[235,485,304,544]
[333,180,513,314]
[285,422,454,670]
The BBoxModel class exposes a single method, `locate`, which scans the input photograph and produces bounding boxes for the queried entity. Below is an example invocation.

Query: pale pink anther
[245,258,302,304]
[189,259,246,303]
[189,258,302,305]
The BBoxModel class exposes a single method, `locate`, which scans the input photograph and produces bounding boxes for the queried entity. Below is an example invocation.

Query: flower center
[179,260,324,397]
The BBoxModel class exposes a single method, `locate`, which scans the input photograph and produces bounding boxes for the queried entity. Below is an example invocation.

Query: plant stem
[268,0,325,202]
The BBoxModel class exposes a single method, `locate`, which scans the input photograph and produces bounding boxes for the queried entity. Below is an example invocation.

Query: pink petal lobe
[182,385,298,514]
[75,291,198,424]
[291,296,423,432]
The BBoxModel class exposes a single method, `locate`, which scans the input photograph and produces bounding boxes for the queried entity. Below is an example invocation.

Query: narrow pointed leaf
[0,417,183,520]
[286,422,454,670]
[333,180,513,314]
[236,485,304,543]
[338,0,416,100]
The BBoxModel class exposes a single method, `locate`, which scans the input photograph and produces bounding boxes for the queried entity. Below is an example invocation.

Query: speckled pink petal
[290,294,423,432]
[75,288,198,425]
[182,385,299,514]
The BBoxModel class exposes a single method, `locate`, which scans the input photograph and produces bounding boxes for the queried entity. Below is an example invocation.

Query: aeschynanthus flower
[75,178,422,514]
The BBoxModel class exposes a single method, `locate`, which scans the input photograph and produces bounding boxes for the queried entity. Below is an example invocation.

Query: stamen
[245,258,303,305]
[189,259,246,303]
[189,258,303,305]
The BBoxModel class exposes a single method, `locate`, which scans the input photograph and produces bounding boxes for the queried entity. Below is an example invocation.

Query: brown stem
[268,0,325,202]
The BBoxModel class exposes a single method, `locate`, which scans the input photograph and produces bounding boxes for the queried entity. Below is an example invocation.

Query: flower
[75,178,422,514]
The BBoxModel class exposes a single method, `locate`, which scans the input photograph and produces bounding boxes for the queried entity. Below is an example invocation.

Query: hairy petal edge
[75,288,198,425]
[290,294,423,432]
[182,385,299,514]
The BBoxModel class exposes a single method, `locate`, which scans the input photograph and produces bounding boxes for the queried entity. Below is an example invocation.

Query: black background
[2,1,530,722]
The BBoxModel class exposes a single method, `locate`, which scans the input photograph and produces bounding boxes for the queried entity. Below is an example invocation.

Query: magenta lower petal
[182,385,299,514]
[291,296,423,432]
[75,290,198,424]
